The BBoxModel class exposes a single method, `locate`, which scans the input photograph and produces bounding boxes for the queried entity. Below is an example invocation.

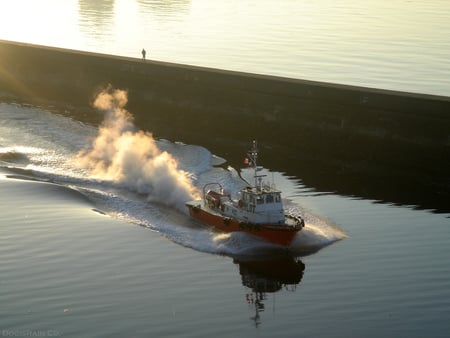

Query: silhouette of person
[141,48,146,60]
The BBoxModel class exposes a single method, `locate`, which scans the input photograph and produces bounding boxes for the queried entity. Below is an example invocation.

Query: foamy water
[0,100,343,258]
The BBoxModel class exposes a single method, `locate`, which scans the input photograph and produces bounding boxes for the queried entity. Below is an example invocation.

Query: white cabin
[217,186,285,225]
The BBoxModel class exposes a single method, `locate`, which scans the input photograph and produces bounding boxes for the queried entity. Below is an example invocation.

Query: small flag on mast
[244,157,254,167]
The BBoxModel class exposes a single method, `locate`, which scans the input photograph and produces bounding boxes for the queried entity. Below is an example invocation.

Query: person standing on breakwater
[141,48,146,61]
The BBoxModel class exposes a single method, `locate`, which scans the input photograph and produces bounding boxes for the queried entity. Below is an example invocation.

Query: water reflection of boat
[233,255,305,327]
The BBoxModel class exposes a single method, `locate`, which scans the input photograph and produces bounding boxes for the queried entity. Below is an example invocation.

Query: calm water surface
[0,0,449,95]
[1,1,450,337]
[1,102,449,337]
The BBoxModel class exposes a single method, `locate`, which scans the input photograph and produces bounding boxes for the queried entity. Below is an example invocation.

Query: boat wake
[0,98,345,257]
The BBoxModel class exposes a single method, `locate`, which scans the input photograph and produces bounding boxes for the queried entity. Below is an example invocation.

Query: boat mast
[247,140,265,190]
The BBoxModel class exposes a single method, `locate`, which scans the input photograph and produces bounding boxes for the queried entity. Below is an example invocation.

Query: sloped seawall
[1,39,449,211]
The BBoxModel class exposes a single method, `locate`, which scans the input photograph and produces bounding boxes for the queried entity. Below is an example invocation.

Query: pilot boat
[186,141,304,247]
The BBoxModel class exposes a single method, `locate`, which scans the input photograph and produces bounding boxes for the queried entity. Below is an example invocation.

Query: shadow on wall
[0,39,449,212]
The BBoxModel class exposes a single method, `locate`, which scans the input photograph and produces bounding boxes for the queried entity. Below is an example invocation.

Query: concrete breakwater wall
[1,39,449,211]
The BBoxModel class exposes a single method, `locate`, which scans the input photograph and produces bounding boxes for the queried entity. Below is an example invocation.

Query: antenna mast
[247,140,266,189]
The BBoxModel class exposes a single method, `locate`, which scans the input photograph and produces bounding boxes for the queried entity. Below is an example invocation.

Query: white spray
[76,87,199,211]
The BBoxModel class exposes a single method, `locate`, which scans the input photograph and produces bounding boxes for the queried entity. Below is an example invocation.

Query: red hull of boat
[187,205,301,247]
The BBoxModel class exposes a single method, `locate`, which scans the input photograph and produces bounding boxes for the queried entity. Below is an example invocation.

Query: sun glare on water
[0,1,80,47]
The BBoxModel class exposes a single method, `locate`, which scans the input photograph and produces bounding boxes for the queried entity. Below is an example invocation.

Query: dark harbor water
[1,102,449,337]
